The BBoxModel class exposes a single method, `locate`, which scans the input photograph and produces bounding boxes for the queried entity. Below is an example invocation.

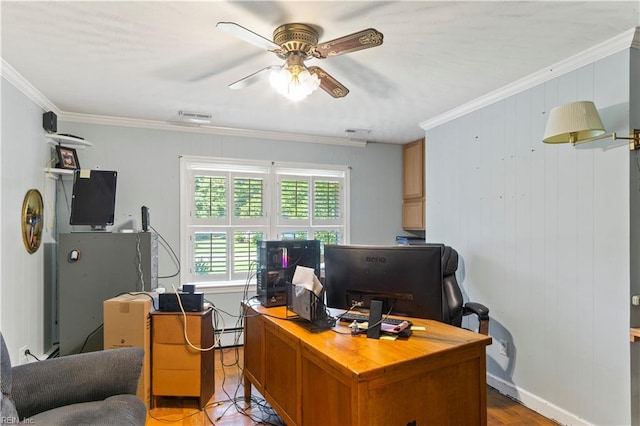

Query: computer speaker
[366,300,383,339]
[43,111,57,133]
[141,206,149,231]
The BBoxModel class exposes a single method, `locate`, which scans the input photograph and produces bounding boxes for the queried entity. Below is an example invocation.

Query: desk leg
[244,375,252,402]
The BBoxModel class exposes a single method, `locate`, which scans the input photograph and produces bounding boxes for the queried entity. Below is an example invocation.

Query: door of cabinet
[403,138,424,199]
[402,138,425,230]
[402,198,425,230]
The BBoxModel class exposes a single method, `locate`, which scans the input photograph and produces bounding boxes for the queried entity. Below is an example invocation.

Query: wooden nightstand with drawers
[150,309,214,408]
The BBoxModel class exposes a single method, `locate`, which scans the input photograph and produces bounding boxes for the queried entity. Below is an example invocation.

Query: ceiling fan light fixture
[269,64,320,102]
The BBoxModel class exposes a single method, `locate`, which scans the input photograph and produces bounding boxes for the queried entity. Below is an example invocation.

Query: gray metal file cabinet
[57,232,158,355]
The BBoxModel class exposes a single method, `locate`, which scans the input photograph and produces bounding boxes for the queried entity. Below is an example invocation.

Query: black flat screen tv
[70,170,118,230]
[324,244,444,320]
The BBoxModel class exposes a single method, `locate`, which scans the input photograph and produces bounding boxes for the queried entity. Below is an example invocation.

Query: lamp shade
[543,101,605,144]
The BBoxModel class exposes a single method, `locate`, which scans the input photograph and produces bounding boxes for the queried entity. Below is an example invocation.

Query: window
[180,156,349,287]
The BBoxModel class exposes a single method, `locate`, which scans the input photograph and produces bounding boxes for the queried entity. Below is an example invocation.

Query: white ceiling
[1,1,638,144]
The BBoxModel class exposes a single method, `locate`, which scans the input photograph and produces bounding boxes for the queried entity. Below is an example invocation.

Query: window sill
[179,281,257,295]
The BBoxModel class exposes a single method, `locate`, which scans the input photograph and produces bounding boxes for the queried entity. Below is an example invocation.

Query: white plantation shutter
[312,178,342,225]
[280,178,309,220]
[232,230,263,274]
[181,156,349,286]
[233,176,264,219]
[193,231,227,276]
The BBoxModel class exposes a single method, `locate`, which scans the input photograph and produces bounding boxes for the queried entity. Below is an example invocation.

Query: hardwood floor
[146,346,557,425]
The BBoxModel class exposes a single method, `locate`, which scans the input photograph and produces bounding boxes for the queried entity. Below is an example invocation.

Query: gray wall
[425,50,633,424]
[55,122,405,339]
[0,80,405,360]
[1,79,58,359]
[54,121,403,249]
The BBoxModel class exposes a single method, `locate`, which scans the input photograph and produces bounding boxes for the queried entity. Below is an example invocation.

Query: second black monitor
[324,244,443,320]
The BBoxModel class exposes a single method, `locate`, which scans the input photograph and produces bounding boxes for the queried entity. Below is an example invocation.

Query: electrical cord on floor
[147,407,203,423]
[206,263,285,425]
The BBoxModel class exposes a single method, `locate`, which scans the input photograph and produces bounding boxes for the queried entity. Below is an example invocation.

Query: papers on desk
[381,321,411,334]
[289,266,328,324]
[354,320,412,339]
[292,265,323,297]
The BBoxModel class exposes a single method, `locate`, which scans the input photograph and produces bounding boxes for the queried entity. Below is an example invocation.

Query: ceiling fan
[216,22,384,100]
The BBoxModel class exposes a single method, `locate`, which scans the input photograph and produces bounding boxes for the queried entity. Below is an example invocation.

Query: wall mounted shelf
[45,133,92,148]
[44,167,75,177]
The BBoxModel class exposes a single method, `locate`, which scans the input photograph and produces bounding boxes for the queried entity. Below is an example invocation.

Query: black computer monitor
[70,170,118,230]
[324,244,444,320]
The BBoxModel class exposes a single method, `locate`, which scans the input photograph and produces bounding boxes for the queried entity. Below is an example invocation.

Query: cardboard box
[104,293,156,409]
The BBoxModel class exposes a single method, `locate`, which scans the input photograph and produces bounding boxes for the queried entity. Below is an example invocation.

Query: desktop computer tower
[256,240,321,307]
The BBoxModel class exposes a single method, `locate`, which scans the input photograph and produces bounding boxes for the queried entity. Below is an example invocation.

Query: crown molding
[632,26,640,49]
[1,58,60,114]
[420,26,640,131]
[1,58,366,148]
[58,112,367,147]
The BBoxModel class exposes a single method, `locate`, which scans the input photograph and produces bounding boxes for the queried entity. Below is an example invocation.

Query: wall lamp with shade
[543,101,640,150]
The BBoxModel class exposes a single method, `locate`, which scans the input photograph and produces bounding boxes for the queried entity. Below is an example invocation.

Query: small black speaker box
[43,111,57,133]
[158,292,204,312]
[366,300,383,339]
[141,206,149,231]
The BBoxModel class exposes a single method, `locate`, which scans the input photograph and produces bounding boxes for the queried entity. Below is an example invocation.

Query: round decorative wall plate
[21,189,44,254]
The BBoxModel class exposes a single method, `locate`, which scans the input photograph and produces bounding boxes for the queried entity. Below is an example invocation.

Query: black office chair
[441,245,490,335]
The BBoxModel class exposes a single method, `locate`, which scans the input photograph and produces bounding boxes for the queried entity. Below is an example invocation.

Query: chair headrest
[442,246,458,276]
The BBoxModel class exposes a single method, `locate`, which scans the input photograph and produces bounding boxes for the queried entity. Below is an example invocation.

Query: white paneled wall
[1,79,54,361]
[426,50,631,424]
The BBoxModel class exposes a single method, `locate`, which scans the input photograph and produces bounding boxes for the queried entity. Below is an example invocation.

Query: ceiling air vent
[345,128,371,140]
[177,111,212,124]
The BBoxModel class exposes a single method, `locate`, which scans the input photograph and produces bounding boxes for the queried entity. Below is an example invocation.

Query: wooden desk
[243,300,492,426]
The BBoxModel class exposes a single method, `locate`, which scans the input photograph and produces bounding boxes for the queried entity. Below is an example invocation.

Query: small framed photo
[55,145,80,170]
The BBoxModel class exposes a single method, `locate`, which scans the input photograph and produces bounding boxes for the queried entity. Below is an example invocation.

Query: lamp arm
[572,129,640,149]
[572,132,615,145]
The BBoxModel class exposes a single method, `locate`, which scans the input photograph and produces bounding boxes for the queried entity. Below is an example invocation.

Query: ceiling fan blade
[216,22,282,53]
[312,28,383,59]
[308,66,349,98]
[229,65,281,90]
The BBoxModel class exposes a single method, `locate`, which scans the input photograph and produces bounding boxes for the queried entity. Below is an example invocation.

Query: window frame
[180,155,350,291]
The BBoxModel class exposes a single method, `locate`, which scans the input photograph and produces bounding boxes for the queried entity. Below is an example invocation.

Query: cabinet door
[402,199,425,230]
[403,138,424,199]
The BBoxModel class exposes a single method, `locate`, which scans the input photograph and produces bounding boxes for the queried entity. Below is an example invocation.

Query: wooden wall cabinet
[402,137,425,230]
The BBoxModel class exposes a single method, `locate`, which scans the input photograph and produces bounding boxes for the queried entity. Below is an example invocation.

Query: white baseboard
[215,327,244,348]
[487,373,591,426]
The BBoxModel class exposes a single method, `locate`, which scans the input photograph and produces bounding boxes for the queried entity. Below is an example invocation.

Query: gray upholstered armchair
[1,333,146,425]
